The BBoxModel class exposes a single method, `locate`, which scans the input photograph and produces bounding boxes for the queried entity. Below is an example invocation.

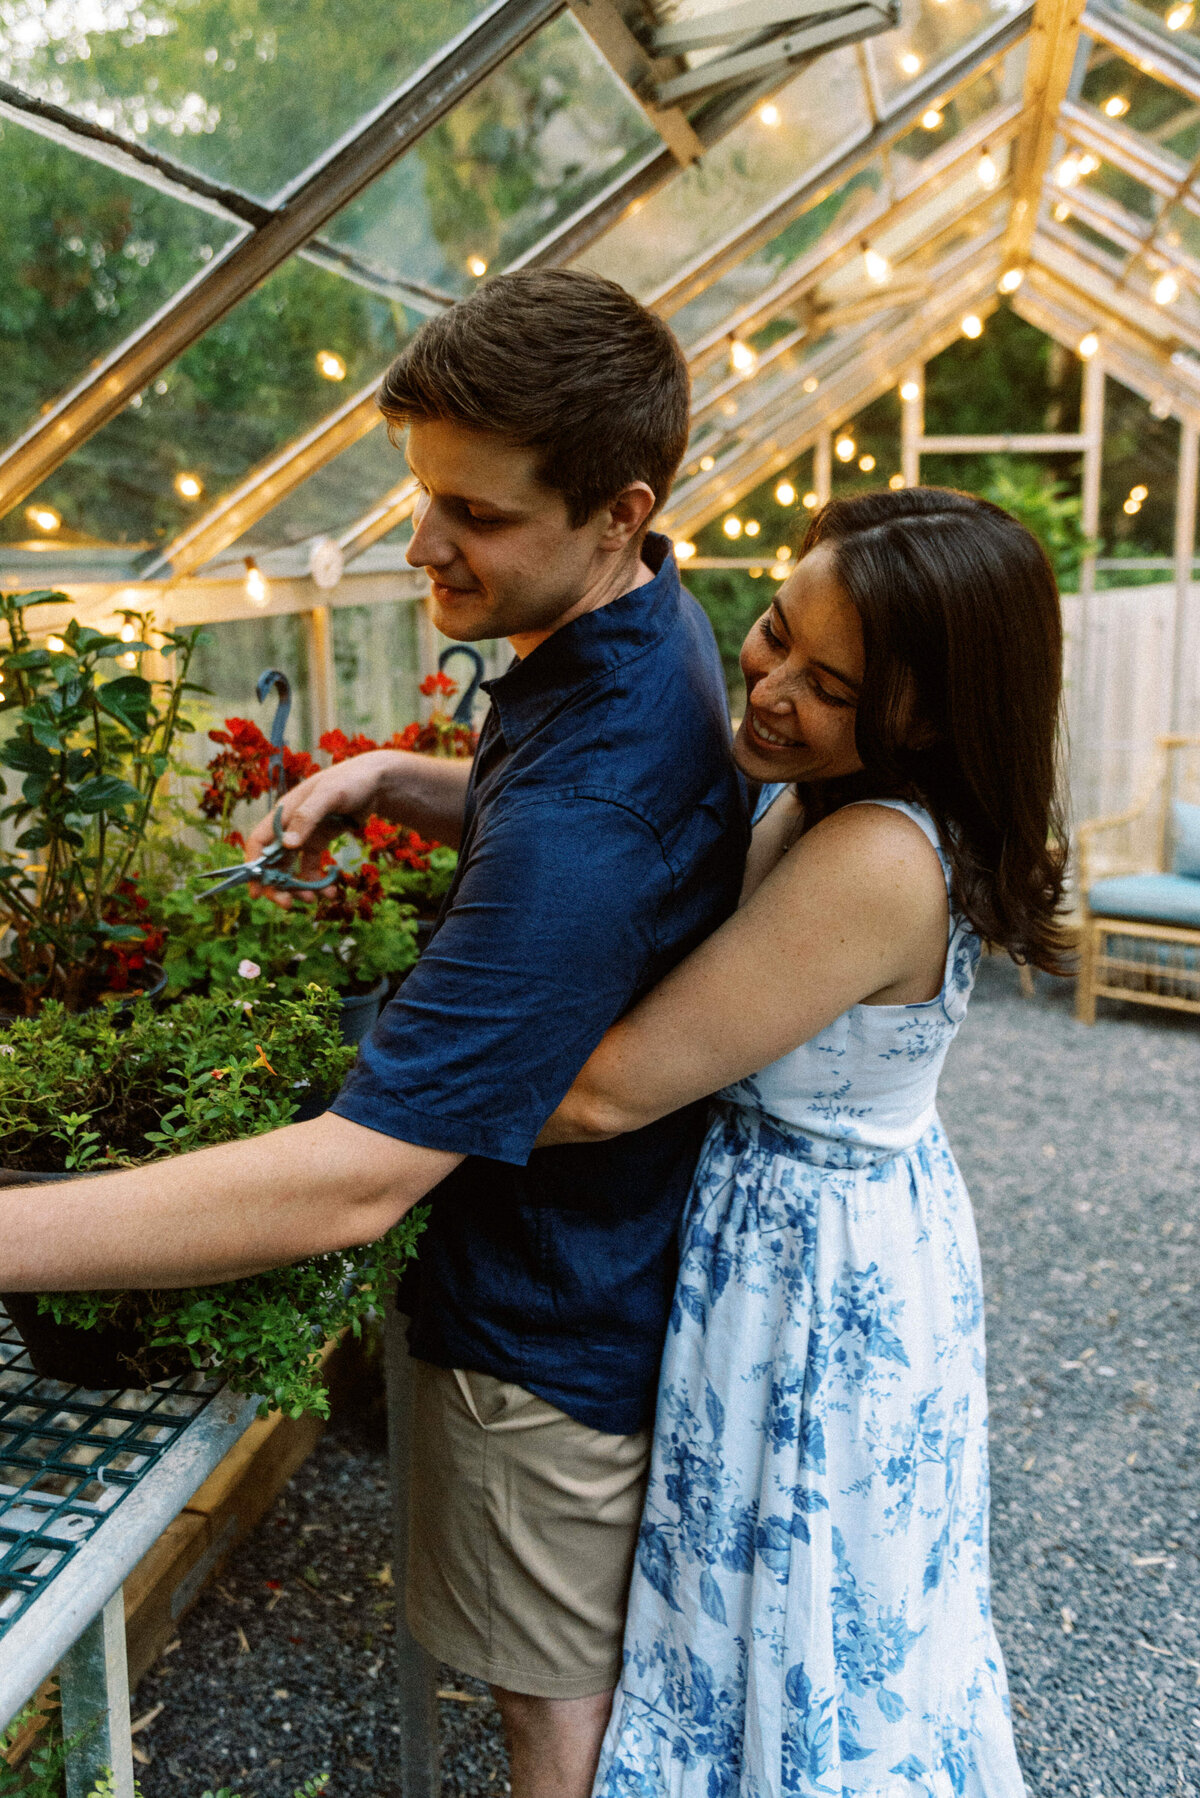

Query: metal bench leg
[385,1302,441,1798]
[57,1588,136,1798]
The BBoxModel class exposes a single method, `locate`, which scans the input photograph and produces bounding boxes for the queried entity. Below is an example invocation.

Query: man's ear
[598,481,657,550]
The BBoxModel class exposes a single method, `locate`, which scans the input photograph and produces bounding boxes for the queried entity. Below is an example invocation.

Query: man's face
[405,418,624,645]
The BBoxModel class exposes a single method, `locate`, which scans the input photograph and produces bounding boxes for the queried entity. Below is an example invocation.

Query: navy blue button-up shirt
[331,534,747,1433]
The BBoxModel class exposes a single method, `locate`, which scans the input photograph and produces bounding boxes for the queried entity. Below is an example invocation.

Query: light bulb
[999,267,1024,293]
[748,566,763,579]
[889,473,906,490]
[976,148,999,188]
[119,652,137,669]
[675,539,696,560]
[776,545,792,560]
[1123,497,1142,514]
[315,350,347,382]
[835,436,856,462]
[1130,484,1149,502]
[921,108,944,130]
[1104,94,1130,117]
[858,454,876,472]
[46,636,66,654]
[744,520,760,537]
[467,255,488,277]
[770,563,789,581]
[120,621,137,642]
[1077,153,1100,176]
[802,376,819,394]
[1167,2,1193,28]
[802,491,819,509]
[1078,331,1099,358]
[961,313,983,338]
[863,246,890,284]
[758,103,781,127]
[1154,272,1180,305]
[900,380,920,402]
[1054,201,1071,221]
[723,516,743,538]
[699,455,715,471]
[174,471,203,500]
[730,339,757,373]
[1055,154,1081,187]
[26,505,60,533]
[899,51,921,74]
[775,481,796,506]
[244,558,268,606]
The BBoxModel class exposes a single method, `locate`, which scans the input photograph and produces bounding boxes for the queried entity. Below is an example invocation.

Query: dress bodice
[720,784,980,1156]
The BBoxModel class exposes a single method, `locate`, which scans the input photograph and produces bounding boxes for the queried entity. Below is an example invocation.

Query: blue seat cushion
[1172,800,1200,879]
[1089,872,1200,929]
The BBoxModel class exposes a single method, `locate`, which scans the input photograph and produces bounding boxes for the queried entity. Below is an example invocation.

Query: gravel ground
[131,959,1200,1797]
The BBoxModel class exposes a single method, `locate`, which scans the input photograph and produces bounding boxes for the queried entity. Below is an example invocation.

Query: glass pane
[1049,205,1133,265]
[1077,38,1200,159]
[865,0,1028,110]
[0,116,240,450]
[219,428,407,559]
[0,0,495,201]
[1163,197,1200,272]
[572,46,870,299]
[1090,0,1200,69]
[890,40,1028,182]
[1079,155,1161,221]
[332,600,424,736]
[322,13,659,299]
[668,163,887,351]
[3,255,410,549]
[189,614,313,751]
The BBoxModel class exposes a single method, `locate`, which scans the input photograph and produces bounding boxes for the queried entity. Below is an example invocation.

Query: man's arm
[244,749,472,885]
[0,1114,460,1292]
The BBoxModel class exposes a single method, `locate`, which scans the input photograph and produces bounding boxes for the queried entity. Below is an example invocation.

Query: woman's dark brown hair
[800,486,1071,973]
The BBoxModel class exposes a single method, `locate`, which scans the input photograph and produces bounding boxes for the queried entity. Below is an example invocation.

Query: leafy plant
[0,987,424,1415]
[0,592,205,1011]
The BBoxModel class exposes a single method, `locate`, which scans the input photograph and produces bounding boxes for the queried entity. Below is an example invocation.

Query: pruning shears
[195,801,356,901]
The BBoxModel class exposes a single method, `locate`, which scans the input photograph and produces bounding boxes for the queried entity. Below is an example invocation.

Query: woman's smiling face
[735,543,866,786]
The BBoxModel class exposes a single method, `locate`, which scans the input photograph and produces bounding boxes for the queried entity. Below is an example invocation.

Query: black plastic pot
[0,1170,191,1390]
[338,973,389,1047]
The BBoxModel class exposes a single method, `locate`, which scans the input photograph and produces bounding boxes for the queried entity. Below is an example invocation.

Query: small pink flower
[237,958,262,980]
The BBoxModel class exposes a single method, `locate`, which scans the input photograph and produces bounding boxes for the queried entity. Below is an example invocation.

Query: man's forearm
[0,1115,460,1292]
[375,752,471,848]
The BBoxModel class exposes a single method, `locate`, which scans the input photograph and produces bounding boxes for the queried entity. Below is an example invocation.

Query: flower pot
[0,957,167,1025]
[338,974,390,1046]
[0,1170,193,1391]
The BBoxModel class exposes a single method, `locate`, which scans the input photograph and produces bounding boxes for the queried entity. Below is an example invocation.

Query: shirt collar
[482,532,681,747]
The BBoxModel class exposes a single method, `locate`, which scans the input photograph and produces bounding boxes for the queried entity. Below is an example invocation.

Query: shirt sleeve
[329,793,670,1164]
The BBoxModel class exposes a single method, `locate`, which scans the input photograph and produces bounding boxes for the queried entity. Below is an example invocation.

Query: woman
[540,487,1068,1796]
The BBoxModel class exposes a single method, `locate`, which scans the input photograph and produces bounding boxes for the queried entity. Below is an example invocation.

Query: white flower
[237,958,261,980]
[0,1044,14,1056]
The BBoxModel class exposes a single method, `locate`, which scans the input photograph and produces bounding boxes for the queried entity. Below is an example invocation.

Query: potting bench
[0,1304,259,1797]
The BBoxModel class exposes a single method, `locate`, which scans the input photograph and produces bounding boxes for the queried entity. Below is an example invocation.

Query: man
[1,270,747,1796]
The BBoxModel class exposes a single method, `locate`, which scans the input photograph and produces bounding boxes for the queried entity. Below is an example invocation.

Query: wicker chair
[1075,735,1200,1024]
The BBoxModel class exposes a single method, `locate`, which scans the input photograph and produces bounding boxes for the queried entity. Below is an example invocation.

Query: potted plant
[0,591,204,1015]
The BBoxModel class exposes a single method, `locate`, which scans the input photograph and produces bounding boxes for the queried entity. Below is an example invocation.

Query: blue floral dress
[594,793,1026,1798]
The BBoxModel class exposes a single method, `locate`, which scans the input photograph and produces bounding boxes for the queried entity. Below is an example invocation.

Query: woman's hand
[536,802,949,1145]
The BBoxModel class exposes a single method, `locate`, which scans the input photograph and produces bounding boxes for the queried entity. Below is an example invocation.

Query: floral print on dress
[593,797,1025,1798]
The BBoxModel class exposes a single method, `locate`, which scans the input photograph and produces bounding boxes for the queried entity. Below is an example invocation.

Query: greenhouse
[0,0,1199,1791]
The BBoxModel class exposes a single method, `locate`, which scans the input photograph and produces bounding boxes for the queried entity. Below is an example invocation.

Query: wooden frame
[1074,735,1200,1024]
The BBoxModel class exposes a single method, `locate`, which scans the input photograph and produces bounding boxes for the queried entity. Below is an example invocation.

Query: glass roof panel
[864,0,1027,109]
[1078,156,1161,222]
[0,0,495,201]
[321,13,660,299]
[1049,205,1133,265]
[890,40,1028,183]
[1089,0,1200,69]
[1,253,408,549]
[571,45,869,299]
[0,115,242,452]
[1164,196,1200,271]
[1076,38,1200,161]
[218,427,405,559]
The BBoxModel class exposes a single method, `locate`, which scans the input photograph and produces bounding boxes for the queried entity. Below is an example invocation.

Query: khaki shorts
[406,1361,651,1699]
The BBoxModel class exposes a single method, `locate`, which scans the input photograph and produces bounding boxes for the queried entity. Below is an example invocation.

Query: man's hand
[243,749,473,903]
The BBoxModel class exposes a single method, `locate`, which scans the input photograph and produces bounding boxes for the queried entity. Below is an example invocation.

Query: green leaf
[27,716,63,751]
[75,775,141,813]
[15,826,50,849]
[96,674,152,733]
[4,648,53,670]
[0,737,52,774]
[21,771,49,806]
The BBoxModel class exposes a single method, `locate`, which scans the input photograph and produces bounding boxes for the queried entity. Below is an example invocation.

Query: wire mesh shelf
[0,1303,221,1644]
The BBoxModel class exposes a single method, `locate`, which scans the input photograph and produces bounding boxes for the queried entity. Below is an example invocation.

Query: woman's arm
[538,804,949,1144]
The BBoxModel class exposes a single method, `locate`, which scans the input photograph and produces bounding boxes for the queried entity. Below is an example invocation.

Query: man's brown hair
[378,270,691,527]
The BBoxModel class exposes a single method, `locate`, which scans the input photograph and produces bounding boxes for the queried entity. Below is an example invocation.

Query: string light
[835,436,857,462]
[723,516,743,538]
[776,545,792,560]
[921,107,944,130]
[863,244,891,284]
[244,556,269,606]
[1055,153,1082,187]
[119,621,138,643]
[1054,201,1072,221]
[802,376,819,394]
[1078,331,1099,358]
[315,350,346,382]
[699,454,715,471]
[26,505,60,533]
[899,50,922,74]
[119,652,137,669]
[900,379,920,402]
[961,313,983,338]
[1123,496,1142,514]
[802,491,819,508]
[675,539,696,560]
[758,103,781,126]
[775,481,796,506]
[174,471,203,500]
[467,255,488,277]
[1130,484,1149,502]
[1166,2,1194,28]
[976,147,999,188]
[744,520,761,537]
[770,563,789,581]
[1153,272,1180,305]
[730,339,757,373]
[748,566,763,578]
[889,473,906,490]
[999,267,1024,293]
[1077,153,1100,176]
[858,454,876,472]
[46,636,66,654]
[1104,94,1130,117]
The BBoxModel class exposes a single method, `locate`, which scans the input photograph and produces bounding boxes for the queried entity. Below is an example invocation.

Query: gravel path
[131,960,1200,1797]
